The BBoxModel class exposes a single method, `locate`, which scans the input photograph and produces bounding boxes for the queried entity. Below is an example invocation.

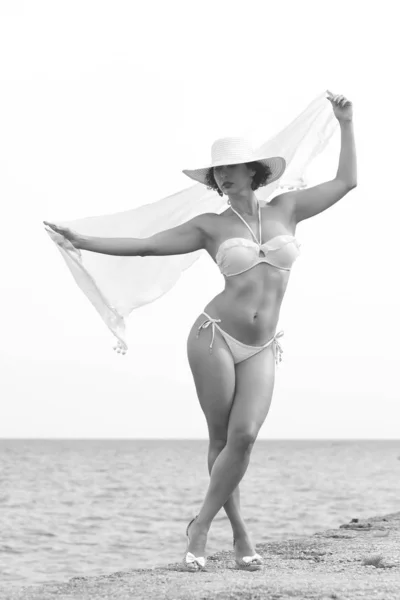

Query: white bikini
[196,201,301,365]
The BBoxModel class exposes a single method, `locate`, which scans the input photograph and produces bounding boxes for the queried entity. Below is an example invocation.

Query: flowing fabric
[44,90,338,354]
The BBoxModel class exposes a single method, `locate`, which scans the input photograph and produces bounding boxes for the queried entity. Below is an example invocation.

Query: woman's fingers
[43,221,60,232]
[44,222,64,234]
[326,91,350,107]
[43,221,74,240]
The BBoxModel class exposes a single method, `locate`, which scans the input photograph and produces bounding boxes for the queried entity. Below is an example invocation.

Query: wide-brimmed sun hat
[182,136,286,186]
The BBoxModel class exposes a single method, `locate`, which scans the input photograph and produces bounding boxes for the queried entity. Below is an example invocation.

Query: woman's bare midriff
[201,201,295,346]
[203,264,290,346]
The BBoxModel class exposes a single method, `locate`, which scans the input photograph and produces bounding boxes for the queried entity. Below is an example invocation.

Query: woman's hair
[205,161,273,197]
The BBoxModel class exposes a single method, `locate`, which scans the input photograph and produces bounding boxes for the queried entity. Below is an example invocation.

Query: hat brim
[182,156,286,187]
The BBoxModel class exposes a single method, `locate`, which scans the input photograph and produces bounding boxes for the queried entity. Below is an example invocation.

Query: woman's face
[213,163,255,194]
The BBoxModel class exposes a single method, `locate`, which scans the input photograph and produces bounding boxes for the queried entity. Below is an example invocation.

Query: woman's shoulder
[193,210,230,241]
[193,211,224,226]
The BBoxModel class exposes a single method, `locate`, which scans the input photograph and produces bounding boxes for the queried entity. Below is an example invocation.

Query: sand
[2,511,400,600]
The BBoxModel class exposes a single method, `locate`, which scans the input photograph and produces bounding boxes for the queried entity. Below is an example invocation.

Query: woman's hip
[187,309,284,367]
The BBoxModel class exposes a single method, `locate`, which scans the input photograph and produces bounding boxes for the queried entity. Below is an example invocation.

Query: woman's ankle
[193,515,212,532]
[231,520,249,540]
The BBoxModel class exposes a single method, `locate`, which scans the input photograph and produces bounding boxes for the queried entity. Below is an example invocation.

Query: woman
[44,91,356,572]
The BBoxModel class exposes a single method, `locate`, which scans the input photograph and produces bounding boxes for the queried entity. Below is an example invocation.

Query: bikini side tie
[196,315,222,353]
[273,330,284,365]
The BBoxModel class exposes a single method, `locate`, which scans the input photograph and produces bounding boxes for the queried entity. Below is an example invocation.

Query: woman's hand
[43,221,81,248]
[327,90,353,122]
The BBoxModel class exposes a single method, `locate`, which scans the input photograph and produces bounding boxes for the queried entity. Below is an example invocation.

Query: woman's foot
[182,516,208,571]
[233,532,263,571]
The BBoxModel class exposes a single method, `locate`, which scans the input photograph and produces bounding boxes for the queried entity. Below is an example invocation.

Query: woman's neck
[228,191,259,216]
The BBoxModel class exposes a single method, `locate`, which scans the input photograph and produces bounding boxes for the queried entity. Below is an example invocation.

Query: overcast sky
[1,0,399,439]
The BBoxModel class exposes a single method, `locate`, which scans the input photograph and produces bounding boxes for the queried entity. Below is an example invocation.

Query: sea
[1,439,399,589]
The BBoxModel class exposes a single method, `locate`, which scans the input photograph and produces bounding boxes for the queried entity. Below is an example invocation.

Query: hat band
[211,152,262,167]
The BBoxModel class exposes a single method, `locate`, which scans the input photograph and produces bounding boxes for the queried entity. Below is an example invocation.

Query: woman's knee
[227,428,258,452]
[208,436,227,453]
[208,438,227,473]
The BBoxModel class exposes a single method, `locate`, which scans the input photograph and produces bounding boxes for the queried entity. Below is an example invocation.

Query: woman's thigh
[187,315,236,442]
[227,345,276,442]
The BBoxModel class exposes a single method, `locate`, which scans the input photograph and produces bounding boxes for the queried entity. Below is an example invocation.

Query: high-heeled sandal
[233,536,263,571]
[182,515,207,572]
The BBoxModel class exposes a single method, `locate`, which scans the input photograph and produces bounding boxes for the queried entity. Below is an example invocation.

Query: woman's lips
[222,182,232,187]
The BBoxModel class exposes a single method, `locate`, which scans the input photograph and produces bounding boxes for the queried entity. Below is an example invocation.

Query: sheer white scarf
[44,91,338,354]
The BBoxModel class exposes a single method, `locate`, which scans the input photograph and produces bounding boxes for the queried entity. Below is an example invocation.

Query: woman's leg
[207,443,247,539]
[186,316,248,551]
[188,342,276,555]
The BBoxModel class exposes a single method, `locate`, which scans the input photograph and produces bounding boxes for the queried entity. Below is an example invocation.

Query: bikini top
[216,202,301,277]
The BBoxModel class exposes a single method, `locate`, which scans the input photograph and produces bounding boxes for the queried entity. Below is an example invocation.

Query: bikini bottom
[196,311,284,366]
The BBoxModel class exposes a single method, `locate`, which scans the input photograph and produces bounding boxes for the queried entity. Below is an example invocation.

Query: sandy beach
[2,511,399,600]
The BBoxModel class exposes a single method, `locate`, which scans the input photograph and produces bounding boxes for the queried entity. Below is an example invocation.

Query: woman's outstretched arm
[45,214,210,257]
